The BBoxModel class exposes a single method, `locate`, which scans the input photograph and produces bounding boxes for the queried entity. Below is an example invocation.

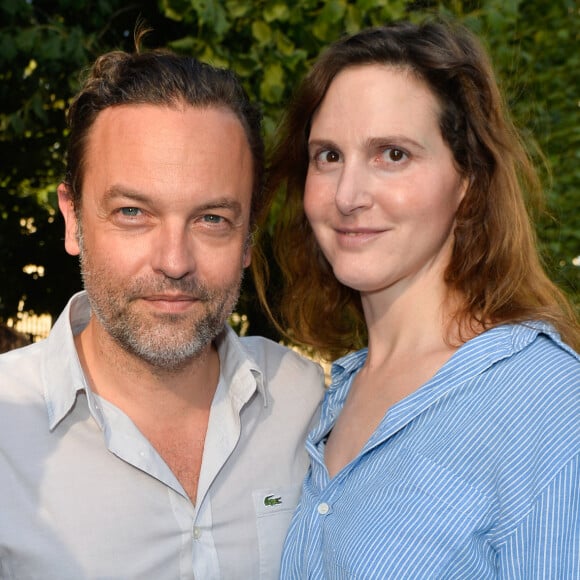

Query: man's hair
[63,37,273,299]
[64,42,265,228]
[269,19,579,358]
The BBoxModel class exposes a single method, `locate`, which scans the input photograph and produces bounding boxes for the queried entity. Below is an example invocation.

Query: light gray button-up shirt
[0,292,324,579]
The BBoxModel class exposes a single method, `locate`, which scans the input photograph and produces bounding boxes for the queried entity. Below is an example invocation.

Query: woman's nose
[334,162,373,215]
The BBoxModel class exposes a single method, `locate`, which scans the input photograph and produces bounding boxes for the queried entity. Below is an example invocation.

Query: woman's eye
[322,151,340,163]
[315,149,341,164]
[382,147,408,163]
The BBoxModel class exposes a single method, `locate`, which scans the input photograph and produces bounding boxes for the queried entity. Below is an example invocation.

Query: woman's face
[304,64,468,297]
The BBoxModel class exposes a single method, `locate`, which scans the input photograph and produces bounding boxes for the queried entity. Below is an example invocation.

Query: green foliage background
[1,0,578,338]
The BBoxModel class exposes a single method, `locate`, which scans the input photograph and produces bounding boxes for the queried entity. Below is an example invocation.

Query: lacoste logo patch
[263,494,282,507]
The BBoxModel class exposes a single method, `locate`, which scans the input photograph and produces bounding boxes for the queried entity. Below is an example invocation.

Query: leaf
[0,33,17,62]
[252,21,272,45]
[263,3,290,23]
[260,62,284,103]
[225,0,251,19]
[190,0,231,37]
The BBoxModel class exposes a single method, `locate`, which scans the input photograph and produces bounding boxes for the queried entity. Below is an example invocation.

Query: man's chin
[116,318,226,366]
[123,338,210,369]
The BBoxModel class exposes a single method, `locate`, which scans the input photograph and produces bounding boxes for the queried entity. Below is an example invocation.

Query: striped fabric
[280,322,580,579]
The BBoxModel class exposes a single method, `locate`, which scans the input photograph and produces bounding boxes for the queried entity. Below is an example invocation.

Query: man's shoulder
[240,334,321,371]
[237,334,325,397]
[0,341,45,389]
[238,334,305,359]
[0,342,48,431]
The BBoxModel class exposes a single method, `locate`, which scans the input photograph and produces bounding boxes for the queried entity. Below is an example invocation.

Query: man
[0,44,323,579]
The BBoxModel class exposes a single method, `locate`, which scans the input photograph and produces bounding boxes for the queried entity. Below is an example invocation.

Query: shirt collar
[330,320,565,387]
[42,292,94,430]
[314,321,570,445]
[41,292,267,430]
[214,325,267,407]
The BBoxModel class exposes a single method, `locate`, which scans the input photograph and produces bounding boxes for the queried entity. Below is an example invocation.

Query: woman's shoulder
[502,321,578,377]
[467,321,579,376]
[446,321,578,437]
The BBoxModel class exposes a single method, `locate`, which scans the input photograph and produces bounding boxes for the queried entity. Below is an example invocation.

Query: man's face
[59,104,254,369]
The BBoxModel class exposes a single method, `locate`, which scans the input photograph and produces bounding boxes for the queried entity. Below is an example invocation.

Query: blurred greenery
[1,0,578,339]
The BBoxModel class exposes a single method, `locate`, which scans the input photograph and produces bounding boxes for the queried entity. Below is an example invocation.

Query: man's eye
[119,207,141,217]
[202,214,225,224]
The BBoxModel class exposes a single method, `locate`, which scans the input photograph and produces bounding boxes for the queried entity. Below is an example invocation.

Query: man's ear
[242,230,253,268]
[242,244,252,269]
[57,183,80,256]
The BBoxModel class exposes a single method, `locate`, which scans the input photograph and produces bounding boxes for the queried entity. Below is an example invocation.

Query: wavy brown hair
[267,19,579,359]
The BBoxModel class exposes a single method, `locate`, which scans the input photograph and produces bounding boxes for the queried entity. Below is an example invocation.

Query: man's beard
[78,237,243,371]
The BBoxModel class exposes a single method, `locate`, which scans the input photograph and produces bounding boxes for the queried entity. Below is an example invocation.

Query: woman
[268,20,579,578]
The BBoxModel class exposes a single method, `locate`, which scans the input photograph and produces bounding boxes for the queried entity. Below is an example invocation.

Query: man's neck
[74,317,221,422]
[74,317,221,503]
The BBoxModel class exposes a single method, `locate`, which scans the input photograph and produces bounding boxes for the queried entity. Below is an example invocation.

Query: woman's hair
[268,19,579,358]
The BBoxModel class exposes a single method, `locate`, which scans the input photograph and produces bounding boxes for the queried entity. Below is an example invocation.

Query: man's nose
[151,221,195,280]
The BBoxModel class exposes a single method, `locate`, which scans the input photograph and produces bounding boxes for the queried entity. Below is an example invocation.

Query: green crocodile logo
[264,494,282,507]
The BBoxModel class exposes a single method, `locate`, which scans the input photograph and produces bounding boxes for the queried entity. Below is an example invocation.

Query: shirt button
[317,502,330,515]
[193,527,202,540]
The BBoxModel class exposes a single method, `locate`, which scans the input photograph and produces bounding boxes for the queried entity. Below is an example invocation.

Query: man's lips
[140,294,199,313]
[144,294,197,301]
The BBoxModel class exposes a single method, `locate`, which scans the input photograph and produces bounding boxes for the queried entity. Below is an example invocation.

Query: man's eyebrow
[197,199,243,213]
[102,186,149,203]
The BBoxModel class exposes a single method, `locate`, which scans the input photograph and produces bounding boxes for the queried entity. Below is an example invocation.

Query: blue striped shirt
[280,322,580,578]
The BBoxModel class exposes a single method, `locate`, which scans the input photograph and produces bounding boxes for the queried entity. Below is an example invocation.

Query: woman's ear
[460,175,472,203]
[57,183,81,256]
